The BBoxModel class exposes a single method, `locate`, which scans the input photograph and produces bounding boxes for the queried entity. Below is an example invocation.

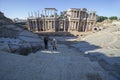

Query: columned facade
[27,8,96,32]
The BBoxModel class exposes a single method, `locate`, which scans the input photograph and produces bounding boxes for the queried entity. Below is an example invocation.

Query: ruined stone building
[27,8,96,32]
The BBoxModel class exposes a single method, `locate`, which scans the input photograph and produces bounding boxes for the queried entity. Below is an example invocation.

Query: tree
[97,16,108,22]
[59,11,67,19]
[109,16,118,20]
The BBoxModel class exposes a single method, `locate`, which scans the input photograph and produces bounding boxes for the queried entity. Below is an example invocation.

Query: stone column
[32,20,34,30]
[89,22,92,30]
[72,11,74,18]
[47,20,50,30]
[77,21,79,31]
[27,19,30,30]
[50,21,51,30]
[74,11,75,18]
[83,21,86,31]
[71,11,73,18]
[49,21,50,30]
[34,21,36,30]
[72,11,73,18]
[75,11,76,18]
[45,20,47,30]
[76,11,77,18]
[75,22,77,30]
[50,10,52,17]
[72,21,74,29]
[54,10,55,18]
[33,20,35,31]
[73,21,76,29]
[69,21,71,30]
[73,11,75,18]
[73,21,75,30]
[73,21,74,30]
[74,21,76,31]
[31,20,32,30]
[46,21,47,30]
[48,10,49,17]
[64,20,66,31]
[44,20,45,31]
[47,20,50,29]
[68,21,71,32]
[84,12,86,19]
[81,11,83,18]
[35,19,38,31]
[51,21,52,30]
[77,11,78,18]
[79,11,81,18]
[91,13,93,19]
[88,22,90,31]
[38,19,40,31]
[47,21,48,30]
[71,21,72,30]
[48,21,50,30]
[45,10,46,18]
[73,11,74,18]
[84,22,87,32]
[49,20,53,29]
[28,20,31,30]
[54,20,55,30]
[82,21,84,31]
[42,20,43,31]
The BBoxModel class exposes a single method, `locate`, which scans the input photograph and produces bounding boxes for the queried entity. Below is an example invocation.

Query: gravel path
[0,44,116,80]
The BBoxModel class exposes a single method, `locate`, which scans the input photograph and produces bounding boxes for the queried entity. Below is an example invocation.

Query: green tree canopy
[59,11,67,19]
[109,16,118,20]
[97,16,108,22]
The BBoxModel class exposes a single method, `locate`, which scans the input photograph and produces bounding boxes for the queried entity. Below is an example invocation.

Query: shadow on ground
[68,40,120,80]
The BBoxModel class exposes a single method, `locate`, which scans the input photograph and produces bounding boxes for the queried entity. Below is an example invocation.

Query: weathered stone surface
[0,44,116,80]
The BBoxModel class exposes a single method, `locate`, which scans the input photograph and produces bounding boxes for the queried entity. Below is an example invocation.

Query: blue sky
[0,0,120,19]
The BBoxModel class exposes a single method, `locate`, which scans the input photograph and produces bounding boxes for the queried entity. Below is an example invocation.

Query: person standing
[51,38,57,50]
[44,36,49,49]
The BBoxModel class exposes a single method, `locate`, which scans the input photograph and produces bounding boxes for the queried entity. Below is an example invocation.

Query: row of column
[28,19,48,31]
[44,20,55,30]
[69,21,95,32]
[45,10,56,18]
[89,13,96,19]
[71,10,80,18]
[71,11,96,20]
[27,19,95,32]
[69,21,78,30]
[71,10,88,19]
[28,19,57,31]
[28,20,38,31]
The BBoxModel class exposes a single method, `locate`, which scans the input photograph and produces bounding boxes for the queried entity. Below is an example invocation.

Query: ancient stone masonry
[27,8,96,32]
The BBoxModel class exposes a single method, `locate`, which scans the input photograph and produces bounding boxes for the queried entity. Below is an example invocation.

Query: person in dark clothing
[44,36,49,49]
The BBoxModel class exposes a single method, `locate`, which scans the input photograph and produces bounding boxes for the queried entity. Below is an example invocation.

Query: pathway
[0,44,116,80]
